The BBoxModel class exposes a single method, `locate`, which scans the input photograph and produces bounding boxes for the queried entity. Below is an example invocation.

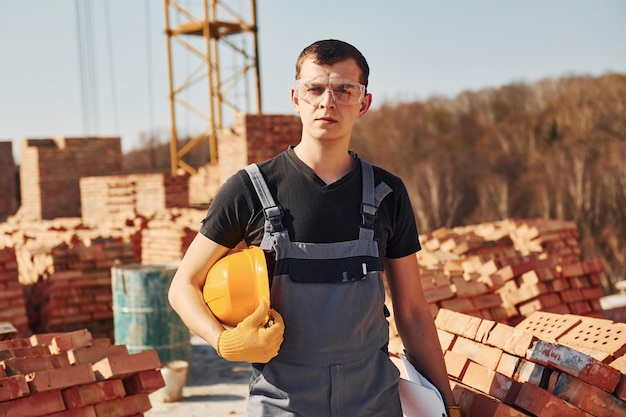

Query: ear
[357,93,372,119]
[291,88,300,112]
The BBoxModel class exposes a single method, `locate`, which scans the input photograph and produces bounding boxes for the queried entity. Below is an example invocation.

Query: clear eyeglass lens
[296,77,365,105]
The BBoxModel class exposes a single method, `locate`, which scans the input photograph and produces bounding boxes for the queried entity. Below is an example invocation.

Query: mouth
[316,116,337,123]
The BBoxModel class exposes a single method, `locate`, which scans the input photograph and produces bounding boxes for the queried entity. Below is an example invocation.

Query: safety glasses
[295,76,366,106]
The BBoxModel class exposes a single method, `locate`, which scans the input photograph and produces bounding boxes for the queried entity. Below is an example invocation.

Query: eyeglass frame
[294,76,367,106]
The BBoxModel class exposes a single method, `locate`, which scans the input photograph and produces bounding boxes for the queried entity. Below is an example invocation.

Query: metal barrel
[111,263,191,364]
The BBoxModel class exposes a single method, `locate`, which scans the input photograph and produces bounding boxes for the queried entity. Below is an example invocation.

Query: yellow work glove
[447,405,462,417]
[216,297,284,363]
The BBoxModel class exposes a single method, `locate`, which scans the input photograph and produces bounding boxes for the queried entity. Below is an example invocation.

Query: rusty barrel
[111,263,191,364]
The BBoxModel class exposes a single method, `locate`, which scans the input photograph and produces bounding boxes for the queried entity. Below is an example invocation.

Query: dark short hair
[295,39,370,87]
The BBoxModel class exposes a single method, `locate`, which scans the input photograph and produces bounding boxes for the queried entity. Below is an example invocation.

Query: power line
[104,0,120,134]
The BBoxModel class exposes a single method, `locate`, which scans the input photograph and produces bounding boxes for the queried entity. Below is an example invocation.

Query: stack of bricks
[140,208,205,265]
[0,248,29,335]
[80,173,190,227]
[19,137,123,220]
[0,217,142,286]
[416,218,607,323]
[0,327,165,417]
[217,113,301,185]
[416,308,626,417]
[0,141,17,220]
[26,237,138,339]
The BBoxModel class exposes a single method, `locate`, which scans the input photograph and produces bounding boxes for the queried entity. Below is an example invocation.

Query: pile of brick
[25,237,138,339]
[0,248,29,335]
[416,218,607,323]
[0,327,165,417]
[0,141,17,220]
[19,137,123,220]
[80,173,191,227]
[416,308,626,416]
[140,208,205,265]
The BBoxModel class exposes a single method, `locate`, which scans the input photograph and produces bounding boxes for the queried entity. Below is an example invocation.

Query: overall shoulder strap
[359,159,393,240]
[243,164,286,250]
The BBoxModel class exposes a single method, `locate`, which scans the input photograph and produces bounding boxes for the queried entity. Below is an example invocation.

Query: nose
[318,89,336,108]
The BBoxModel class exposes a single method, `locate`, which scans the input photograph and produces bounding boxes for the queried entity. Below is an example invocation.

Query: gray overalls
[243,160,403,417]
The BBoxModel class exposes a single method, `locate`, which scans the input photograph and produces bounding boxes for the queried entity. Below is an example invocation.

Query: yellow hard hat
[203,246,270,327]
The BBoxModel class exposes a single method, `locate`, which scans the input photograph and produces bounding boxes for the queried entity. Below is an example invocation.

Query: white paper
[398,354,447,417]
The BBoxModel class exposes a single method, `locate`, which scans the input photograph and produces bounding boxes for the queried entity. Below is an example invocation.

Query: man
[169,39,459,416]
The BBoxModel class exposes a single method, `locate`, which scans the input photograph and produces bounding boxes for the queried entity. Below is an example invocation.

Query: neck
[293,140,355,185]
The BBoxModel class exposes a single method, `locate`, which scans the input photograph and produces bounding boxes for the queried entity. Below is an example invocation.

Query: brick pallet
[0,327,164,417]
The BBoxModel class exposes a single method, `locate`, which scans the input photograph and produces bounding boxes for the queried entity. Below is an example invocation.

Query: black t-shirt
[200,147,421,260]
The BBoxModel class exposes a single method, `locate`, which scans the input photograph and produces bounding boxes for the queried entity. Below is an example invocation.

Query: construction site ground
[146,333,250,416]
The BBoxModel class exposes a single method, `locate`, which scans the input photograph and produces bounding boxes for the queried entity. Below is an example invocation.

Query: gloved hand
[447,405,462,417]
[216,297,284,363]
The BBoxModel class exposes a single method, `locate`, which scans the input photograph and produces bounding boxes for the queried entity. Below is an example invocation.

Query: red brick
[451,275,489,297]
[0,390,66,417]
[0,366,6,378]
[123,370,165,395]
[0,338,29,350]
[496,352,521,378]
[502,329,536,358]
[470,293,503,310]
[485,323,515,350]
[515,311,580,343]
[92,350,161,381]
[513,383,590,417]
[68,345,129,365]
[614,374,626,401]
[449,380,479,416]
[527,340,622,393]
[26,363,96,392]
[93,393,152,417]
[557,320,626,359]
[444,350,470,380]
[435,308,482,339]
[62,379,126,408]
[470,392,531,416]
[41,406,97,417]
[423,285,455,303]
[0,375,29,402]
[436,329,457,351]
[561,262,585,278]
[0,345,51,360]
[513,358,549,385]
[2,354,70,375]
[461,361,496,394]
[451,337,502,370]
[49,329,93,354]
[439,296,475,313]
[551,371,626,417]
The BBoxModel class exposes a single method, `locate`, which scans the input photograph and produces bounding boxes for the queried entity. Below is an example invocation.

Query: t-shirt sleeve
[199,171,255,249]
[383,178,422,259]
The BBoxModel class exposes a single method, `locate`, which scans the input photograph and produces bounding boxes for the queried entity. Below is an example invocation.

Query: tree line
[351,73,625,293]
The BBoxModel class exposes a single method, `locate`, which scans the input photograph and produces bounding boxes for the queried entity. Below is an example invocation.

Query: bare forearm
[396,307,455,406]
[169,278,225,348]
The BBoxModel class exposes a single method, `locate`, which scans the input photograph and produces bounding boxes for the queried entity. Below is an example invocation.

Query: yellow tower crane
[164,0,261,175]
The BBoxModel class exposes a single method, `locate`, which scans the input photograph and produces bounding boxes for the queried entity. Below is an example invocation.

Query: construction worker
[169,39,460,417]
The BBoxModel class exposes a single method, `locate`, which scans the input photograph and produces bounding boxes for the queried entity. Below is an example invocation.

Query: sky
[1,0,625,162]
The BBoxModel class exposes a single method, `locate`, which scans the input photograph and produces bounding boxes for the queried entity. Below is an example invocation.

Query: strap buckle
[263,205,285,232]
[361,202,377,229]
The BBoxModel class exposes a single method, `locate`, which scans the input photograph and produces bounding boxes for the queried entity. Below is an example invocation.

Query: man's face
[291,58,372,143]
